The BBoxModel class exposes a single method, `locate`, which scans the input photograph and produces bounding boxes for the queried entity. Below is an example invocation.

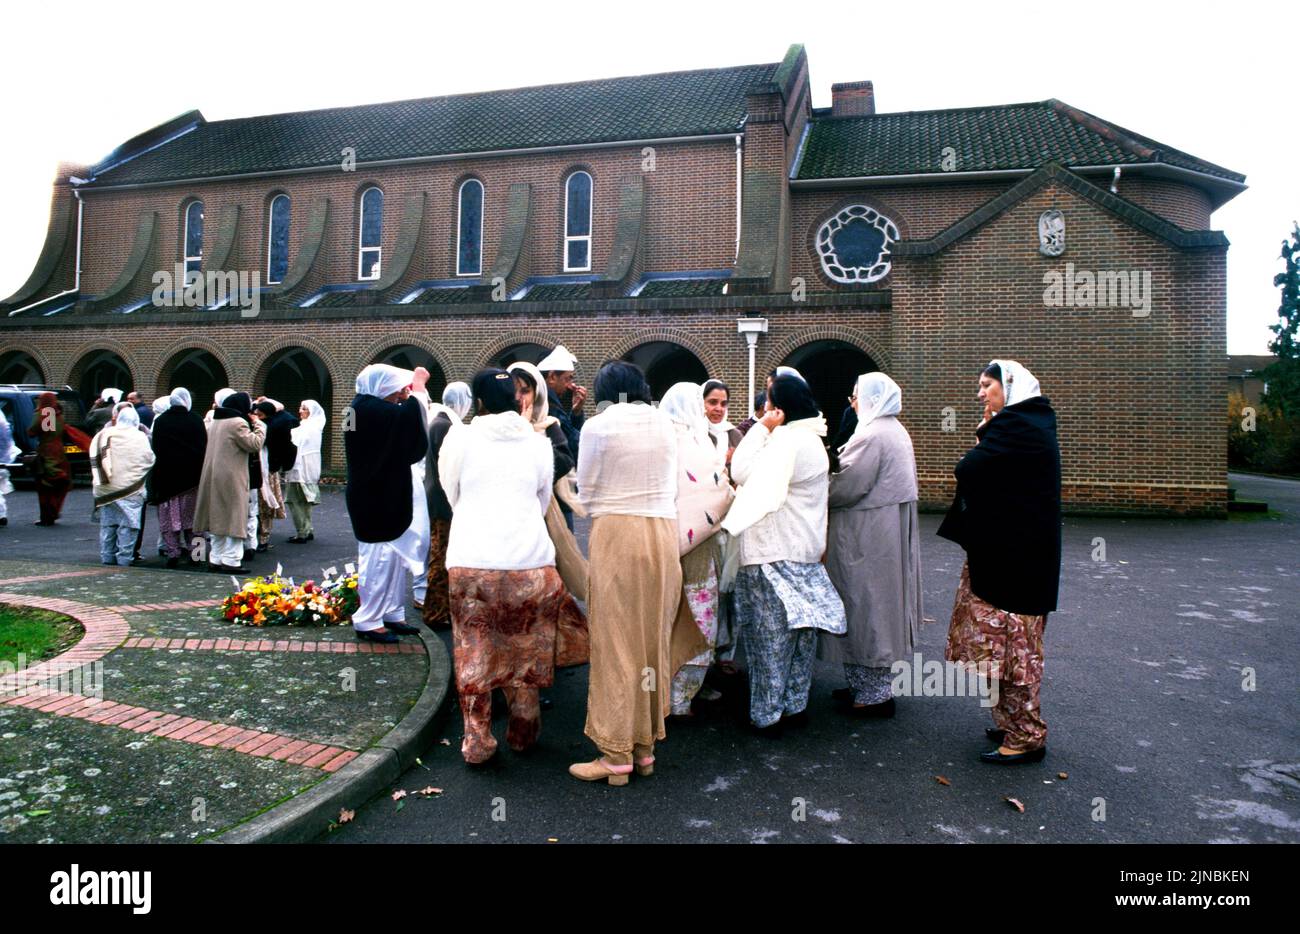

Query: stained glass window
[564,171,592,272]
[267,195,290,284]
[816,205,898,284]
[359,187,383,280]
[458,179,483,276]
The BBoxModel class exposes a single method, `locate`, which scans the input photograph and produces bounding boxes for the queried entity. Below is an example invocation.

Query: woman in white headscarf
[344,364,430,643]
[938,359,1061,764]
[659,382,735,718]
[419,382,471,628]
[507,362,589,667]
[722,374,846,735]
[284,399,326,544]
[91,404,155,566]
[150,387,208,568]
[204,387,235,427]
[819,373,922,717]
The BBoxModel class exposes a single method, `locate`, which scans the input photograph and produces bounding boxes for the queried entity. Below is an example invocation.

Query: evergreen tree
[1263,222,1300,419]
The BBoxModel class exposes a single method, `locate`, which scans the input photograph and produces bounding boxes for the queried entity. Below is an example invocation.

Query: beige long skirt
[584,514,682,756]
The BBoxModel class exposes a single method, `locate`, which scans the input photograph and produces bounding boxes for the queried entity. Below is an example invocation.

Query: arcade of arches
[9,335,885,475]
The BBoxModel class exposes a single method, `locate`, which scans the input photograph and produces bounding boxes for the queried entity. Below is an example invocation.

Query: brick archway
[360,332,455,384]
[472,330,559,372]
[607,327,723,379]
[762,325,891,376]
[66,340,142,402]
[250,335,345,389]
[153,338,235,398]
[0,342,54,386]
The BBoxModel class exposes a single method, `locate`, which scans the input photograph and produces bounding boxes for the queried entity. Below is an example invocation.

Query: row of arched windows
[178,171,595,287]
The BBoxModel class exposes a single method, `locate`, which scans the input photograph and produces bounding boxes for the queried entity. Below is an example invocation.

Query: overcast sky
[0,0,1291,354]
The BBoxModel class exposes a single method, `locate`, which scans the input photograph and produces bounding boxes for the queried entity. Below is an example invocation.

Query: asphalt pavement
[2,474,1296,843]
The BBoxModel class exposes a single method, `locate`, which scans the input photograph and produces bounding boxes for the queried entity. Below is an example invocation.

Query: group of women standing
[345,354,1061,779]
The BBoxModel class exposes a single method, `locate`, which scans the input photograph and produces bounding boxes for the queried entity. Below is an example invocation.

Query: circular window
[816,205,899,284]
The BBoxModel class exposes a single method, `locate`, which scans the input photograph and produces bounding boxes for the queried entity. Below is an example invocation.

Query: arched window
[457,179,484,276]
[358,187,383,280]
[815,205,899,284]
[563,171,592,272]
[183,200,204,281]
[266,194,291,284]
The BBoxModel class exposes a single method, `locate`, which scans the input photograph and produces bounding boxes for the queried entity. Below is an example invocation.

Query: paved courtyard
[0,473,1296,843]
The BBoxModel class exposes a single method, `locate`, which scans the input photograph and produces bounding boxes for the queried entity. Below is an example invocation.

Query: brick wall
[890,180,1226,516]
[75,138,739,303]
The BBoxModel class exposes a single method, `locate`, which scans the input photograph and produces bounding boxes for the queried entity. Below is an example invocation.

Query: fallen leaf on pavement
[339,808,355,824]
[391,789,408,801]
[1005,797,1025,813]
[417,786,443,796]
[547,837,558,842]
[935,776,951,786]
[439,739,452,746]
[1058,772,1069,780]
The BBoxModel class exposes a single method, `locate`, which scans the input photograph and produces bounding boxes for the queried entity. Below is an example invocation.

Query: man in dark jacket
[538,345,584,531]
[345,364,430,643]
[253,400,299,552]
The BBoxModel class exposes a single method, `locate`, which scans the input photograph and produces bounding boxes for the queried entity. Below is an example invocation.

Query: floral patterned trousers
[946,563,1048,751]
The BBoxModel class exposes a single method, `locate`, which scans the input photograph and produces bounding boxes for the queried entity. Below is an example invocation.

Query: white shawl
[90,423,155,506]
[721,414,827,538]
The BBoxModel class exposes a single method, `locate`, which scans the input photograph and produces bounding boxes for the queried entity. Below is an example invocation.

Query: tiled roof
[795,100,1243,183]
[521,283,594,302]
[637,278,729,298]
[87,62,779,187]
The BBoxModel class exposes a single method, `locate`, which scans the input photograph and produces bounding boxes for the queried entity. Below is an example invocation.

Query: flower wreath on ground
[218,572,360,627]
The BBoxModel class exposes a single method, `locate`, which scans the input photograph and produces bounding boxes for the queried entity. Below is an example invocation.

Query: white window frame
[457,178,484,277]
[266,194,290,284]
[183,200,203,282]
[563,171,592,273]
[815,204,899,284]
[357,186,383,281]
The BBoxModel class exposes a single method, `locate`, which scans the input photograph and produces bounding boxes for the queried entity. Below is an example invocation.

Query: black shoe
[781,710,810,729]
[831,687,853,703]
[307,532,314,541]
[979,746,1046,765]
[986,728,1007,744]
[749,720,784,739]
[243,549,257,562]
[384,620,420,635]
[216,564,249,575]
[356,628,399,644]
[0,517,7,527]
[166,557,180,569]
[845,697,896,719]
[287,536,308,545]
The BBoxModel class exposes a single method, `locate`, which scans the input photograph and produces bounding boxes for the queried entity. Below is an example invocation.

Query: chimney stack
[831,81,875,117]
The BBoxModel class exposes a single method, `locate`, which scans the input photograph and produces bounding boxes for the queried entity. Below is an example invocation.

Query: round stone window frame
[815,205,900,284]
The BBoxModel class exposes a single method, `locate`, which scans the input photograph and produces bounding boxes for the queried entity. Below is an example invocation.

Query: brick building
[0,44,1245,514]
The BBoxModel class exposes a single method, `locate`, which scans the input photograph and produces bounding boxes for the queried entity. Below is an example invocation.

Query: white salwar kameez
[354,476,429,632]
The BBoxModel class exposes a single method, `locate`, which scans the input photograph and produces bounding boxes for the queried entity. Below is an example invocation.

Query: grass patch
[0,604,83,667]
